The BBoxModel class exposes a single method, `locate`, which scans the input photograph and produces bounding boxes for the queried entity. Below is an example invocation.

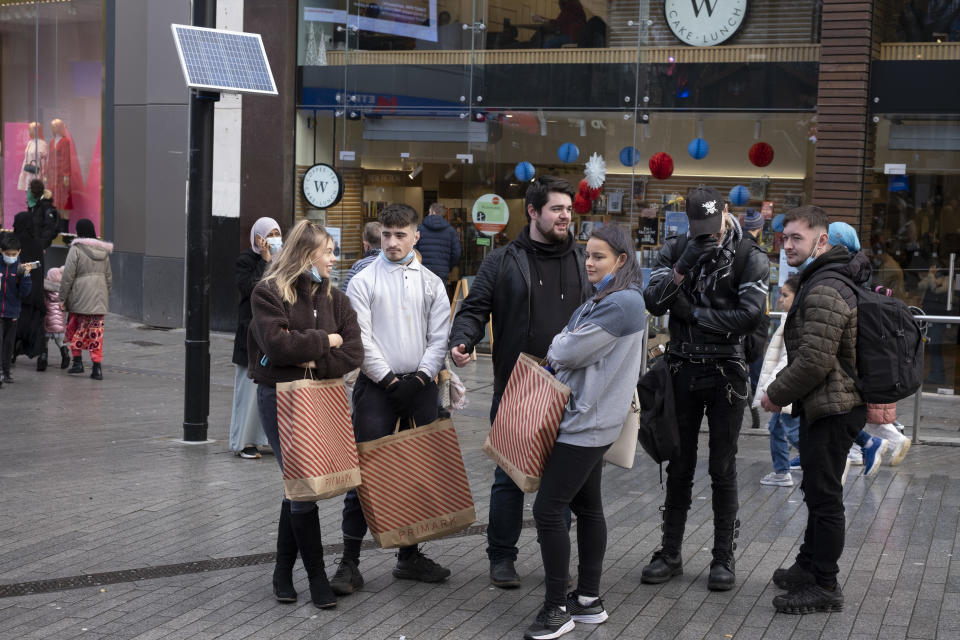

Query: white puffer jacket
[752,321,792,414]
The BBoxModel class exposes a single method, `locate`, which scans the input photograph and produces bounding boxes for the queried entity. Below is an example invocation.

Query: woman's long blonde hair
[260,220,333,304]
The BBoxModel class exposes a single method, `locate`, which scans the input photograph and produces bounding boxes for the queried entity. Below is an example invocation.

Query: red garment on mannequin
[49,136,75,210]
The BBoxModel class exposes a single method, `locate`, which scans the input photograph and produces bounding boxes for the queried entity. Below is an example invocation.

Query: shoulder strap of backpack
[795,265,863,387]
[732,234,757,283]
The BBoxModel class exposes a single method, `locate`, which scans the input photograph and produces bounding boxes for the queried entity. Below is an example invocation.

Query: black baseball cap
[685,186,725,237]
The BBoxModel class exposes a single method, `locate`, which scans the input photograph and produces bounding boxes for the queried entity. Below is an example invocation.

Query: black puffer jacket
[416,215,461,283]
[232,249,267,367]
[643,218,769,351]
[449,229,591,395]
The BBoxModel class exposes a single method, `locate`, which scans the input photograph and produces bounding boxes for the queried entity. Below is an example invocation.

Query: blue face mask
[798,242,824,272]
[266,237,282,253]
[595,272,615,291]
[380,249,415,265]
[307,265,324,282]
[2,255,17,265]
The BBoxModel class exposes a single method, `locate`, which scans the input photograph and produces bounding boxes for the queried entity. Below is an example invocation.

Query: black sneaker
[566,592,608,624]
[330,558,364,595]
[490,559,521,588]
[236,446,261,459]
[773,583,844,614]
[772,562,815,591]
[523,604,574,640]
[392,548,451,583]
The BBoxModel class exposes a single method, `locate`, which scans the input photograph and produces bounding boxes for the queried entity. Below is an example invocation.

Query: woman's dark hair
[782,274,800,293]
[588,224,642,301]
[29,179,45,197]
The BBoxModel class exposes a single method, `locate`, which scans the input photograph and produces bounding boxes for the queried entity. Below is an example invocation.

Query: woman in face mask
[229,217,283,459]
[247,220,363,609]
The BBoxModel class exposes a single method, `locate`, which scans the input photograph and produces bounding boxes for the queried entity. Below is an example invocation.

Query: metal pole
[182,0,218,442]
[911,386,922,444]
[947,252,956,312]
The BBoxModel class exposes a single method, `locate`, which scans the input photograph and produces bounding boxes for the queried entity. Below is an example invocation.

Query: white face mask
[266,236,282,253]
[2,255,17,265]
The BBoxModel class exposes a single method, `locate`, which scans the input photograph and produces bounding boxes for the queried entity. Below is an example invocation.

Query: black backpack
[798,267,925,404]
[636,357,680,464]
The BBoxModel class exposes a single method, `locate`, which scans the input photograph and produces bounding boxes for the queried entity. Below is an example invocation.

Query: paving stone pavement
[1,314,959,639]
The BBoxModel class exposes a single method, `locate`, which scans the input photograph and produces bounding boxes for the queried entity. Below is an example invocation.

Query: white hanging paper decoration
[585,153,606,189]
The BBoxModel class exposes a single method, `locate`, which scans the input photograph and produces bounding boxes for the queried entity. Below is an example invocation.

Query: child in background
[754,275,801,487]
[0,233,35,385]
[43,266,70,369]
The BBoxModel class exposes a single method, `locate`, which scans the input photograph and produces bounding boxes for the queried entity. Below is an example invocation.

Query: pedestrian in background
[0,233,35,386]
[229,216,281,460]
[247,220,363,609]
[524,224,645,640]
[754,274,801,487]
[60,219,112,380]
[448,176,591,590]
[42,266,70,369]
[13,179,60,370]
[341,221,380,293]
[415,203,461,294]
[742,208,766,430]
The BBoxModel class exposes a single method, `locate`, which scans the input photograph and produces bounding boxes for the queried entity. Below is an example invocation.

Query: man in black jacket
[641,186,769,591]
[449,176,591,589]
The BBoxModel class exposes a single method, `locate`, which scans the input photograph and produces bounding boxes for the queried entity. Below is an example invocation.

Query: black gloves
[675,235,719,275]
[385,372,431,418]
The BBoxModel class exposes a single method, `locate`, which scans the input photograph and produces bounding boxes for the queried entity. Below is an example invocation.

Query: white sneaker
[866,423,911,466]
[761,472,794,487]
[841,457,852,486]
[847,445,863,466]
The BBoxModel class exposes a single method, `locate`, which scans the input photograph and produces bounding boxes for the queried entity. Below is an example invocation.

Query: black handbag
[23,161,39,174]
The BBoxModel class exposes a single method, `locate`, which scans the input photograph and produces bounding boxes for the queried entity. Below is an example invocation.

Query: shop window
[1,0,103,236]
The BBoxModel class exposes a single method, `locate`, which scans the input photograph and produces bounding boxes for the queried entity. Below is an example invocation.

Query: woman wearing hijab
[60,218,112,380]
[230,217,283,459]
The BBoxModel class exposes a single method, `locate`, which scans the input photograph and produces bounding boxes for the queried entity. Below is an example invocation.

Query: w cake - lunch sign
[665,0,747,46]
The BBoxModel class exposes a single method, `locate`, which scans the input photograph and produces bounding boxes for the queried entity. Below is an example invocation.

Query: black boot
[37,351,48,372]
[68,356,84,374]
[289,506,336,608]
[273,502,298,603]
[708,519,739,591]
[60,346,71,369]
[90,362,103,380]
[641,507,686,584]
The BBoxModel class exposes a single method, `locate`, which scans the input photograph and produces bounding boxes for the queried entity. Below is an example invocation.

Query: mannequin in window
[48,119,76,231]
[17,122,47,191]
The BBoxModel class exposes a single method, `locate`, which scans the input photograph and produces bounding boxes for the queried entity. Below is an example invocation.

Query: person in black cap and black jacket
[640,186,769,591]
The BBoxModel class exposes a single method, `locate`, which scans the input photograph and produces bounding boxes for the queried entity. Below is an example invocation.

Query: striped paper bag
[356,418,476,549]
[483,353,571,492]
[276,378,362,501]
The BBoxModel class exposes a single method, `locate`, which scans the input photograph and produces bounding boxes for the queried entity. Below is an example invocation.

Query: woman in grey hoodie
[524,224,646,640]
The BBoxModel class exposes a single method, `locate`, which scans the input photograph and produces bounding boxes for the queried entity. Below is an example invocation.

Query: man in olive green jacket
[761,205,866,615]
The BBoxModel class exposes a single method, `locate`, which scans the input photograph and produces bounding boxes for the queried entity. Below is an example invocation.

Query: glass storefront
[294,0,819,288]
[0,0,103,236]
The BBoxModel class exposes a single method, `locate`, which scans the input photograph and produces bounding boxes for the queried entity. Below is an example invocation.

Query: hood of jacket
[421,214,452,232]
[511,224,576,258]
[72,237,114,261]
[799,244,863,285]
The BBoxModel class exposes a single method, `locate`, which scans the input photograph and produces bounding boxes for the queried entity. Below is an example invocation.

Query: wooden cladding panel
[810,0,874,232]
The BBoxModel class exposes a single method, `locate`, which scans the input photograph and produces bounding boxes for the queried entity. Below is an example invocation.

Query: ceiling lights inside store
[408,164,423,180]
[443,165,457,180]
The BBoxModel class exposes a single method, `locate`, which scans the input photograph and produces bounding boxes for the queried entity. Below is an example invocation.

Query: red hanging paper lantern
[649,152,674,180]
[749,142,774,167]
[588,186,602,201]
[573,193,592,214]
[578,179,591,198]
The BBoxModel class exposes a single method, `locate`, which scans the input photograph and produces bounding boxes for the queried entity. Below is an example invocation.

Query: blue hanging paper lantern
[557,142,580,163]
[687,137,709,160]
[619,146,640,167]
[729,185,750,206]
[515,161,535,182]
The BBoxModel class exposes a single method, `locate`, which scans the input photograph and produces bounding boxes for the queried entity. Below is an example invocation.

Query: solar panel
[171,24,278,96]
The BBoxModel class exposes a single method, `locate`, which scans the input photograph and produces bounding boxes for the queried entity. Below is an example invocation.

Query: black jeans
[340,373,439,548]
[662,358,749,558]
[797,404,866,588]
[533,441,609,607]
[0,318,16,375]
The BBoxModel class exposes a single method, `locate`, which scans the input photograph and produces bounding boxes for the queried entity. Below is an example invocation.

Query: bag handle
[392,417,418,434]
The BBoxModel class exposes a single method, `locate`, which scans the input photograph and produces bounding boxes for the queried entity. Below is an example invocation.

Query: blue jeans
[487,390,571,562]
[768,412,800,473]
[256,383,315,514]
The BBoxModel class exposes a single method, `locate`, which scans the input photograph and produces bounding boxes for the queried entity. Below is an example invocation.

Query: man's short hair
[524,175,575,221]
[428,202,446,217]
[783,205,829,232]
[363,221,382,246]
[379,203,419,228]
